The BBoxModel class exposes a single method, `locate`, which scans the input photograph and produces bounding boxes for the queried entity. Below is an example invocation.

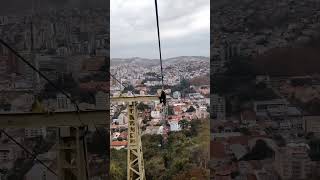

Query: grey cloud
[111,0,210,58]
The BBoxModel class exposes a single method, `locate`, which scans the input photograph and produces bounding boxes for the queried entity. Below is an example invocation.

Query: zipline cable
[154,0,170,145]
[154,0,164,89]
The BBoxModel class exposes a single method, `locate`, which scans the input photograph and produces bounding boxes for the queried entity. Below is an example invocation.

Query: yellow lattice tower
[111,95,159,180]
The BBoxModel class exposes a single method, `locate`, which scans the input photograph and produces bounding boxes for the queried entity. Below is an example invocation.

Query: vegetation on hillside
[110,119,210,180]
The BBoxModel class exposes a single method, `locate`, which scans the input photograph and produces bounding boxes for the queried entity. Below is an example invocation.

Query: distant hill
[163,56,209,65]
[111,56,209,67]
[190,75,210,86]
[110,57,159,67]
[253,47,320,76]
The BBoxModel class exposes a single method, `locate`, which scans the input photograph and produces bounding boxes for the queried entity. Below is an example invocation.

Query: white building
[10,94,34,112]
[274,143,313,180]
[25,127,47,138]
[56,93,74,111]
[0,143,20,162]
[112,132,121,140]
[169,121,181,131]
[172,91,181,99]
[253,99,288,114]
[189,93,204,99]
[196,105,208,119]
[303,115,320,137]
[151,111,161,119]
[0,142,22,169]
[0,16,9,25]
[117,113,127,125]
[211,94,226,120]
[95,91,108,110]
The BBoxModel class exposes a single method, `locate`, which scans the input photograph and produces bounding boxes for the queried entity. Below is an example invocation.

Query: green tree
[111,120,210,180]
[190,120,200,136]
[110,149,127,180]
[168,106,174,115]
[137,102,149,111]
[180,78,190,89]
[179,119,190,130]
[110,162,125,180]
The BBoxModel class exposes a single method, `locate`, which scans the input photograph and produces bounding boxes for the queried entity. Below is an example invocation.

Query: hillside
[190,75,210,86]
[111,56,209,67]
[253,47,320,76]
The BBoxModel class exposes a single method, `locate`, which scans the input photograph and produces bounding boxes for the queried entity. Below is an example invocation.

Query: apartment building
[274,143,313,180]
[211,94,226,120]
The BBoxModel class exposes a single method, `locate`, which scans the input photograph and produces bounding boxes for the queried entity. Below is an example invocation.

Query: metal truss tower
[111,95,159,180]
[127,102,145,180]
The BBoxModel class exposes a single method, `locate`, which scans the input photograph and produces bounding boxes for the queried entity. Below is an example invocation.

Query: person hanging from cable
[159,89,166,106]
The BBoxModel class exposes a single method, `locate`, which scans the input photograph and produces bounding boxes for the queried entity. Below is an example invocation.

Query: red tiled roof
[173,106,182,113]
[111,141,128,146]
[210,141,227,159]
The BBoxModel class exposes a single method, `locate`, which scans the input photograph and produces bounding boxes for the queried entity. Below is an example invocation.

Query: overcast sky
[111,0,210,59]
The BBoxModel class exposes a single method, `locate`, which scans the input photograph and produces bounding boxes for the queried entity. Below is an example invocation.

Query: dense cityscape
[0,5,109,180]
[110,56,210,179]
[211,0,320,180]
[3,0,320,180]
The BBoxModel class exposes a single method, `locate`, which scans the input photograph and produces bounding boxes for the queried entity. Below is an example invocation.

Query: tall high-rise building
[211,94,226,120]
[56,93,74,111]
[0,16,9,25]
[95,91,109,110]
[274,143,313,180]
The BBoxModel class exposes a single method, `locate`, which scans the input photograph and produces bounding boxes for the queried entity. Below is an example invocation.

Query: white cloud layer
[111,0,210,58]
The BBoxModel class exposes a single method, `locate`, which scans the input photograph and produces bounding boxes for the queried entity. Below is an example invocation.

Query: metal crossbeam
[111,95,158,103]
[0,110,108,128]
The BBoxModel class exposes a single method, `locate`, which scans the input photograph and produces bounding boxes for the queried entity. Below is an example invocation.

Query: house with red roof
[111,141,128,150]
